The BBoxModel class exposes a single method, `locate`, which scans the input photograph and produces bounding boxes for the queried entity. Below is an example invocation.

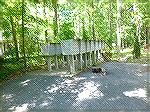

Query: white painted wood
[91,41,95,51]
[47,56,52,72]
[95,41,99,50]
[68,55,75,74]
[60,39,79,55]
[41,43,62,56]
[86,41,91,52]
[61,55,65,68]
[41,39,104,56]
[82,53,87,68]
[54,55,58,69]
[79,40,86,53]
[41,39,105,73]
[77,54,83,70]
[89,52,92,66]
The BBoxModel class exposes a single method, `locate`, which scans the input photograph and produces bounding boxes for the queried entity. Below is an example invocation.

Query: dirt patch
[141,66,150,73]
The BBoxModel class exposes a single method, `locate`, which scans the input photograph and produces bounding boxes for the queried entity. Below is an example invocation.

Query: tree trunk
[108,1,113,50]
[53,3,58,38]
[35,4,40,54]
[146,27,150,44]
[0,31,3,70]
[10,16,19,60]
[91,0,95,39]
[116,0,121,51]
[22,0,27,67]
[133,33,140,58]
[43,2,48,43]
[0,31,3,56]
[88,12,91,39]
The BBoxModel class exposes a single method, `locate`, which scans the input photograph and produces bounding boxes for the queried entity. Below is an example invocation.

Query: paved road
[1,62,150,112]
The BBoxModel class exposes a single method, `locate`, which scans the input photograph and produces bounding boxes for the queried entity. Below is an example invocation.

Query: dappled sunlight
[108,96,121,101]
[20,79,31,87]
[39,101,49,108]
[61,79,74,86]
[75,81,103,101]
[29,100,37,108]
[134,71,143,76]
[2,94,14,100]
[74,77,86,81]
[123,88,147,99]
[8,103,28,112]
[47,79,76,93]
[47,86,60,93]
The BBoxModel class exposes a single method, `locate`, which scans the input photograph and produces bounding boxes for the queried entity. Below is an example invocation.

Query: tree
[133,32,140,58]
[51,0,58,38]
[58,22,75,40]
[10,16,19,60]
[116,0,121,51]
[22,0,27,67]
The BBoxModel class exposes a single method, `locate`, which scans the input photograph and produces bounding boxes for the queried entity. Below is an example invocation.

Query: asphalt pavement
[1,62,149,112]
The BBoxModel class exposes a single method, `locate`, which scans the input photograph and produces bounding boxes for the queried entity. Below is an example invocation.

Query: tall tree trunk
[22,0,26,67]
[10,16,19,60]
[52,0,58,38]
[86,6,91,40]
[43,2,48,43]
[88,13,91,39]
[136,20,141,43]
[116,0,121,51]
[133,33,140,58]
[35,4,40,54]
[82,17,86,39]
[0,31,3,70]
[108,1,113,50]
[0,31,3,56]
[146,27,150,44]
[91,0,95,39]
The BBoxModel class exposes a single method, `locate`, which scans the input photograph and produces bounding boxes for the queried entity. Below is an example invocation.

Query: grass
[111,48,149,64]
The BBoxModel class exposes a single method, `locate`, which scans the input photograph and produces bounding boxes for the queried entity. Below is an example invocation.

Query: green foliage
[132,36,141,58]
[81,18,90,40]
[3,45,16,58]
[58,22,75,40]
[0,58,24,80]
[1,0,150,80]
[0,56,4,71]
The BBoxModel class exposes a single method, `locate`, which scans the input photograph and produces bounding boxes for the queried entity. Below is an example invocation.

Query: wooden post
[66,55,69,68]
[79,53,83,70]
[89,52,93,66]
[47,56,52,72]
[89,40,92,66]
[68,55,75,74]
[77,40,83,70]
[92,50,96,65]
[99,50,103,61]
[83,53,87,68]
[54,55,58,69]
[61,55,65,68]
[93,40,97,64]
[77,54,82,70]
[96,50,99,61]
